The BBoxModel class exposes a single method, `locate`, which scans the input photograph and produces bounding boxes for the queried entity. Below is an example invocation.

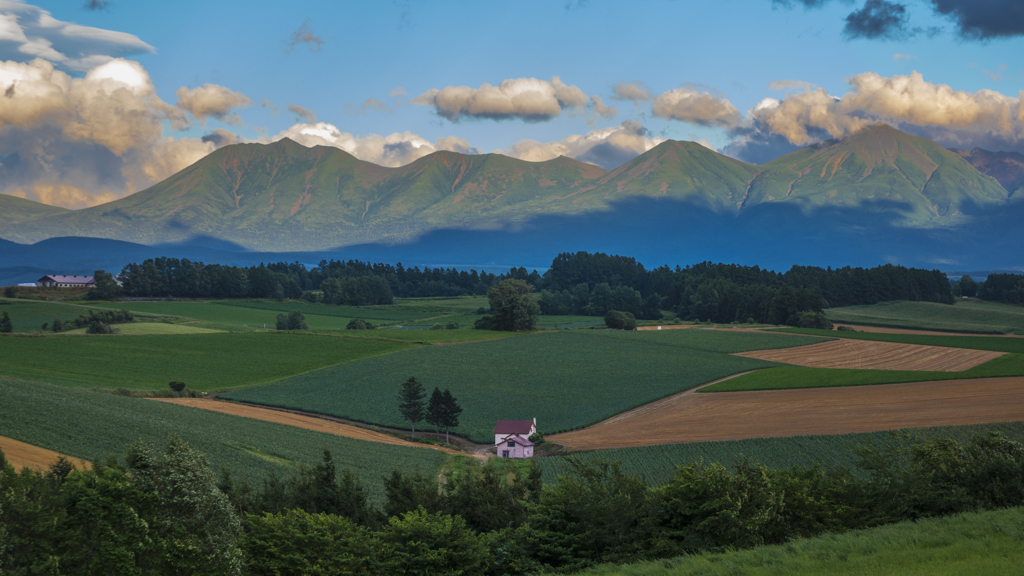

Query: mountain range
[0,124,1016,254]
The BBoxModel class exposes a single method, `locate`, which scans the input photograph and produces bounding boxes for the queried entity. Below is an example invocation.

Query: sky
[1,0,1022,208]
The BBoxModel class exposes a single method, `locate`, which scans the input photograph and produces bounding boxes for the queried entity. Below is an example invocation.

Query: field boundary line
[585,370,763,429]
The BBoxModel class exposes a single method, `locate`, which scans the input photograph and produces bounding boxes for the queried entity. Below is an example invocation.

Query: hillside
[745,125,1009,225]
[953,147,1024,196]
[0,125,1017,251]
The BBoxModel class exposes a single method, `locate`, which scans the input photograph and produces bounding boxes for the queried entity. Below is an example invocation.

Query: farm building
[494,419,537,459]
[37,275,95,288]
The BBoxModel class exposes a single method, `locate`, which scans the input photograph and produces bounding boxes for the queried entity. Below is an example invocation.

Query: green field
[0,378,446,504]
[702,353,1024,392]
[61,322,225,335]
[221,329,822,443]
[541,420,1024,487]
[560,506,1024,576]
[0,298,107,332]
[0,332,415,390]
[826,299,1024,334]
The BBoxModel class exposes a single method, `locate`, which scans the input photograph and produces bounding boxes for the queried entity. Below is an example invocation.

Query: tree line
[4,431,1023,574]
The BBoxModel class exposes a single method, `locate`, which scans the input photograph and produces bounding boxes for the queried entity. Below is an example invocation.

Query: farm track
[550,377,1024,450]
[152,398,477,457]
[0,435,91,472]
[636,324,701,331]
[735,338,1004,371]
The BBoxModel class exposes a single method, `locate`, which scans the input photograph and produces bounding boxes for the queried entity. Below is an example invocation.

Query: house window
[502,450,509,458]
[507,441,515,447]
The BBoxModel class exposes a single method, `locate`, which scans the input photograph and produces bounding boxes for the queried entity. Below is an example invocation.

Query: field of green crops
[0,332,415,390]
[541,420,1024,487]
[781,327,1024,354]
[826,299,1024,334]
[222,329,822,443]
[0,298,107,332]
[0,378,446,504]
[702,353,1024,392]
[559,506,1024,576]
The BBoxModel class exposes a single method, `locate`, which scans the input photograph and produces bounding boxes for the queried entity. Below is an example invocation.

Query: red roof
[499,434,534,447]
[38,275,94,284]
[494,420,534,434]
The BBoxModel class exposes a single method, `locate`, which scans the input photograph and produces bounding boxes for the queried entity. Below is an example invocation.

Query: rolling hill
[0,124,1015,252]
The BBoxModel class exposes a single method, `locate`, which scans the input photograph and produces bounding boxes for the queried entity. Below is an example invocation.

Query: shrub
[528,432,545,445]
[796,311,832,330]
[475,307,488,314]
[446,321,459,330]
[41,322,48,331]
[169,381,187,393]
[86,321,115,334]
[430,324,444,330]
[287,311,309,330]
[300,291,319,303]
[52,318,63,332]
[0,312,11,333]
[604,310,637,330]
[346,319,374,330]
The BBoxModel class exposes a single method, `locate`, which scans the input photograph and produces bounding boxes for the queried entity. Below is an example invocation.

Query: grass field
[221,329,822,443]
[782,327,1024,353]
[826,299,1024,334]
[542,420,1024,487]
[0,298,105,332]
[703,353,1024,392]
[559,506,1024,576]
[0,378,446,504]
[61,322,225,335]
[0,332,416,390]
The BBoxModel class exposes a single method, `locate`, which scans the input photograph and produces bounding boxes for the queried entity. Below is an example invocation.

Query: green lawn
[0,378,446,505]
[702,353,1024,392]
[221,329,822,443]
[826,299,1024,334]
[0,298,107,332]
[542,420,1024,488]
[0,332,416,391]
[560,506,1024,576]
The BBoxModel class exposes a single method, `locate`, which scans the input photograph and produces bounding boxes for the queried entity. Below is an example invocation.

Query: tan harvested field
[0,436,91,473]
[736,338,1004,371]
[152,398,465,456]
[551,377,1024,450]
[637,324,700,331]
[833,324,1023,337]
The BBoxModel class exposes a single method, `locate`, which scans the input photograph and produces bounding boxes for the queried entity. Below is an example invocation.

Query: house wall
[497,439,533,459]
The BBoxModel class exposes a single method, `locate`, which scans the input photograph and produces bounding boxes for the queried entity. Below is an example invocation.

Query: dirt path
[832,324,1023,337]
[550,377,1024,450]
[736,338,1004,371]
[636,324,700,331]
[152,398,483,458]
[0,436,91,473]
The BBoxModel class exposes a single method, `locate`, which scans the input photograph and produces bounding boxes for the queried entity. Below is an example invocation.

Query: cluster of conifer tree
[4,432,1023,574]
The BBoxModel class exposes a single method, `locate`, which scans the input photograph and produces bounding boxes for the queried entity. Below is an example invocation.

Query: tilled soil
[550,377,1024,450]
[0,435,91,472]
[735,338,1004,371]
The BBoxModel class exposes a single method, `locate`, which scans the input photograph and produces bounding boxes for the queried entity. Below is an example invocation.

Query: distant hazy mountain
[952,147,1024,196]
[0,125,1014,252]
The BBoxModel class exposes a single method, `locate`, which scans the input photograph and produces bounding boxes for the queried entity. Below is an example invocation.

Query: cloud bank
[500,120,665,169]
[412,76,589,122]
[175,83,253,126]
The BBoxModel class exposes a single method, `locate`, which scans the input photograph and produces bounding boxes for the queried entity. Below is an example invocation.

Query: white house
[37,275,95,288]
[494,419,537,459]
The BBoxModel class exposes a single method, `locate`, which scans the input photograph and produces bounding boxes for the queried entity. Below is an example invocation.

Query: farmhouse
[494,418,536,459]
[37,275,95,288]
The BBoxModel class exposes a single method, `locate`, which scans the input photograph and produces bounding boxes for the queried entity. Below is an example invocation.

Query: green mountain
[952,147,1024,196]
[0,194,70,228]
[0,125,1014,251]
[745,125,1009,224]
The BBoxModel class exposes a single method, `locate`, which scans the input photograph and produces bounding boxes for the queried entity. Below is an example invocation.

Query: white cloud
[0,1,154,71]
[652,86,743,128]
[175,83,253,125]
[500,120,664,168]
[412,76,589,122]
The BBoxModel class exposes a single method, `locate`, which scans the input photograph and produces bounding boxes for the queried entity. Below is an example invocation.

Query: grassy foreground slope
[222,330,822,443]
[826,299,1024,333]
[0,332,415,390]
[0,378,446,504]
[559,506,1024,576]
[542,421,1024,488]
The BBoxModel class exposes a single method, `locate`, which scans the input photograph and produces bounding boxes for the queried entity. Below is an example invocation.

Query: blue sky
[2,0,1023,206]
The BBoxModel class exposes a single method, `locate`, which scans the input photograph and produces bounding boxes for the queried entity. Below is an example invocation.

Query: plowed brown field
[736,338,1004,371]
[0,436,91,472]
[152,399,465,456]
[551,377,1024,450]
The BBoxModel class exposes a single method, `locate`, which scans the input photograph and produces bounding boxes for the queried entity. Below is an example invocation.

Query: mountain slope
[745,125,1009,225]
[0,194,71,227]
[952,147,1024,196]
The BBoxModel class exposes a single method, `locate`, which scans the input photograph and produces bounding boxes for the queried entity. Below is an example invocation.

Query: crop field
[735,338,1004,371]
[781,328,1024,354]
[88,300,358,331]
[0,299,104,332]
[0,378,447,504]
[826,299,1024,334]
[0,332,415,390]
[550,377,1024,451]
[542,420,1024,487]
[559,507,1024,576]
[62,322,225,335]
[702,353,1024,392]
[0,435,91,473]
[221,329,822,443]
